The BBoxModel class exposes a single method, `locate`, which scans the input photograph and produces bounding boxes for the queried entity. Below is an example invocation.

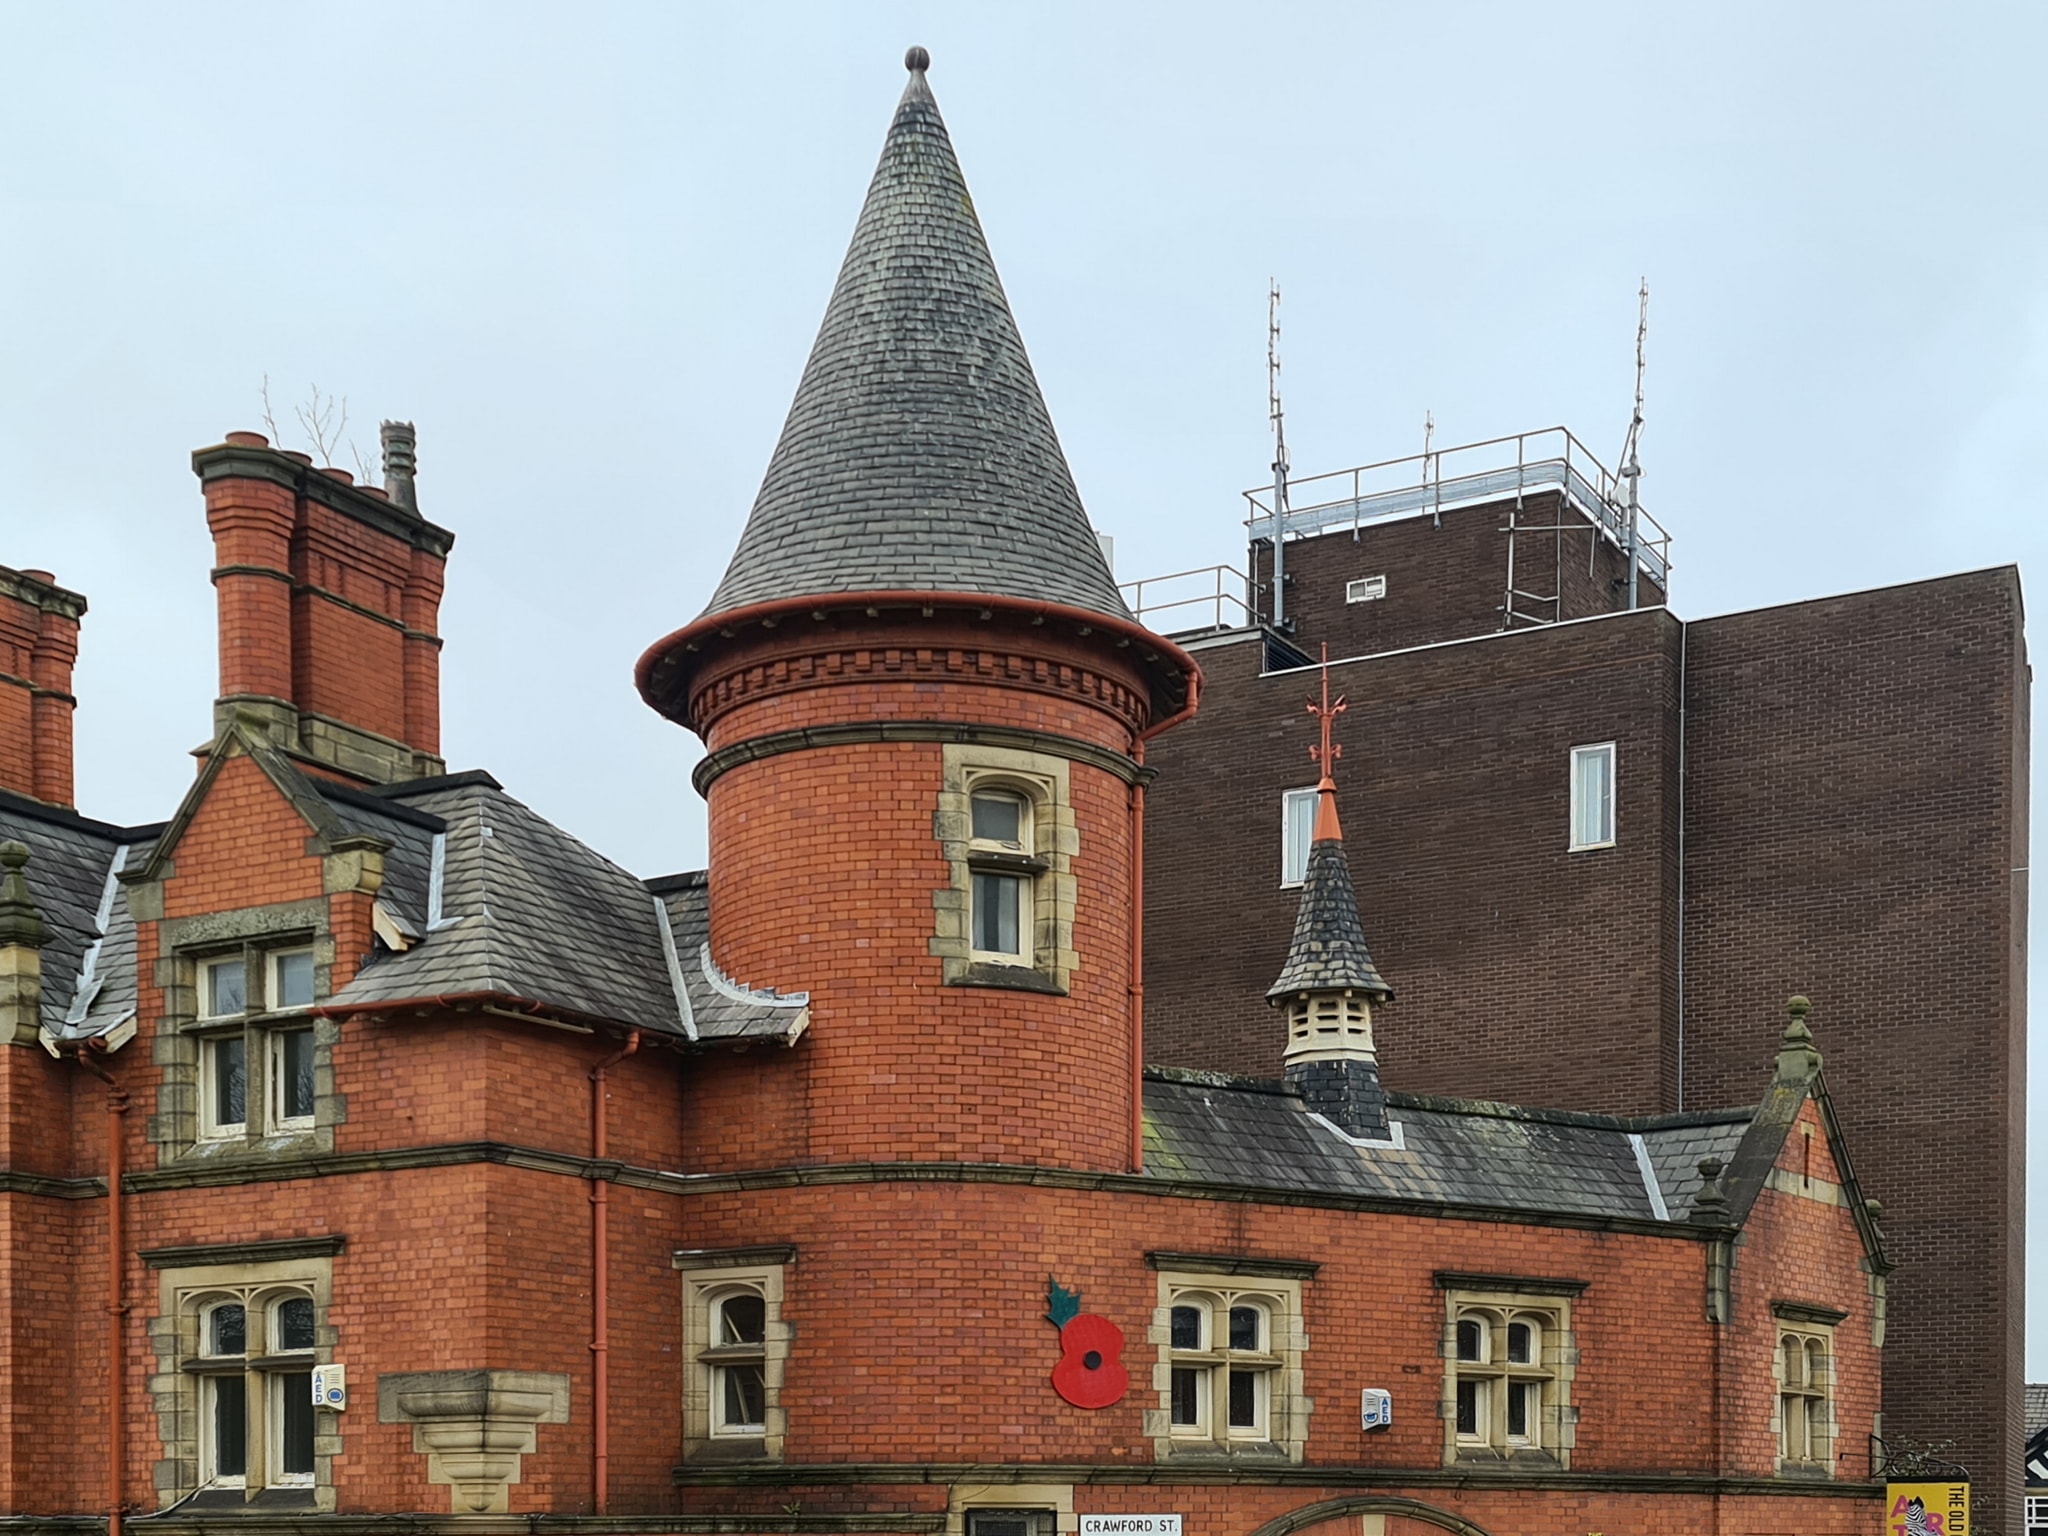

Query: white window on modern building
[190,1290,317,1491]
[1440,1284,1577,1467]
[2024,1494,2048,1534]
[1568,742,1616,850]
[1776,1324,1834,1473]
[1345,574,1387,603]
[1148,1266,1307,1461]
[967,789,1036,962]
[191,944,320,1140]
[1281,787,1318,887]
[676,1251,790,1461]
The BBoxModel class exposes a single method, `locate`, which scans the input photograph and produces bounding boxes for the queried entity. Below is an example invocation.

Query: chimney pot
[224,430,269,447]
[320,466,353,485]
[380,421,419,511]
[20,571,52,584]
[281,449,313,466]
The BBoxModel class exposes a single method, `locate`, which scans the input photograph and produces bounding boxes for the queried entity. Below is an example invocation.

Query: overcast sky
[4,2,2044,1361]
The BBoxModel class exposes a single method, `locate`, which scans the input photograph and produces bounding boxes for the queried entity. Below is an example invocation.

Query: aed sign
[1886,1481,1968,1535]
[1079,1519,1181,1535]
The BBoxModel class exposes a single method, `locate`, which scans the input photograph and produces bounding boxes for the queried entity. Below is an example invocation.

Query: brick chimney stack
[0,565,86,807]
[195,429,455,785]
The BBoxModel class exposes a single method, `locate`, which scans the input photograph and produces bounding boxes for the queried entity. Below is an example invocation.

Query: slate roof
[332,775,684,1033]
[1639,1111,1753,1219]
[653,873,813,1044]
[1146,1070,1659,1220]
[1268,836,1392,1000]
[327,776,806,1045]
[1140,1068,1821,1230]
[2027,1383,2048,1439]
[0,788,158,1042]
[698,54,1130,625]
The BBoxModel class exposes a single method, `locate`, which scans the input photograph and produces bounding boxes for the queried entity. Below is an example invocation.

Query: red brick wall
[700,739,1136,1173]
[689,614,1150,1175]
[660,1170,1879,1531]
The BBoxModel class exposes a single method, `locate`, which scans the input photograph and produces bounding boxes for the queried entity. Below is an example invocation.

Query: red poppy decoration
[1046,1277,1128,1409]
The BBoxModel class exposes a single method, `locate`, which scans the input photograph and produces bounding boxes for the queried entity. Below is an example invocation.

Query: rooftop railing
[1241,426,1671,588]
[1118,562,1254,635]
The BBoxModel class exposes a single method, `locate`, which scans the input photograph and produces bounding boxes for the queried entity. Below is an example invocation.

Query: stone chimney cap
[380,420,419,512]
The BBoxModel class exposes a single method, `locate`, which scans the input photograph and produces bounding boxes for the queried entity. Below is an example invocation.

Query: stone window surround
[932,744,1079,995]
[148,898,346,1164]
[1772,1300,1844,1478]
[1145,1267,1309,1464]
[1435,1274,1581,1471]
[675,1247,793,1463]
[145,1250,340,1510]
[947,1482,1075,1536]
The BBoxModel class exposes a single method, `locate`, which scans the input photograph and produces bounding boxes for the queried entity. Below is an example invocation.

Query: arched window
[967,788,1036,961]
[1778,1327,1833,1468]
[707,1287,768,1436]
[1165,1287,1282,1445]
[190,1289,318,1490]
[1446,1294,1570,1462]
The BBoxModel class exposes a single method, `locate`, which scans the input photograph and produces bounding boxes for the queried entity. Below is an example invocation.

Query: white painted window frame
[1567,742,1617,851]
[1280,787,1318,887]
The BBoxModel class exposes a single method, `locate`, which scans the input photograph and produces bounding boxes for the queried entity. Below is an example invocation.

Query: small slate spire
[1271,653,1393,1138]
[1268,653,1390,1002]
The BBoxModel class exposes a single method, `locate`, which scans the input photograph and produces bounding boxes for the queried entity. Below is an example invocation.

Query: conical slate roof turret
[699,48,1129,623]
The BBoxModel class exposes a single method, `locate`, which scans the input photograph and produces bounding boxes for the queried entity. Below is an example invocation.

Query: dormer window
[188,942,324,1141]
[968,791,1036,960]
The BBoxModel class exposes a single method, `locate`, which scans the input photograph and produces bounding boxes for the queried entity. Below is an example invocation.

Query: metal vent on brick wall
[1346,575,1388,604]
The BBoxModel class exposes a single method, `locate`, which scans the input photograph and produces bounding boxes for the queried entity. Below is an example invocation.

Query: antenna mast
[1268,280,1290,631]
[1620,278,1648,610]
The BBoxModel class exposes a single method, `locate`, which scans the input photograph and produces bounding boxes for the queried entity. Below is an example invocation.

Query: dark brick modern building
[1138,443,2028,1530]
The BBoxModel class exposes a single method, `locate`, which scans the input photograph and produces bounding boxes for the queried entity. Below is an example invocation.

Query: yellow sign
[1886,1482,1969,1535]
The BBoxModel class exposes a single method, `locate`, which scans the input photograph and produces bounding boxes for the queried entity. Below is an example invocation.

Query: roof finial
[1305,644,1346,841]
[0,842,51,949]
[905,44,930,72]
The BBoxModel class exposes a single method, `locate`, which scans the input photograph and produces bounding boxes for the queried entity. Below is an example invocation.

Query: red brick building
[0,52,1894,1536]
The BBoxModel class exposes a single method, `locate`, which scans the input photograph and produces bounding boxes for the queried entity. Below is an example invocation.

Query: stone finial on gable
[1775,994,1823,1082]
[1690,1156,1730,1223]
[0,843,50,949]
[0,842,50,1047]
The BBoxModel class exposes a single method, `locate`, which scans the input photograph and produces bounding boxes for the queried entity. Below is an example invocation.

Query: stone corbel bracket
[377,1369,570,1513]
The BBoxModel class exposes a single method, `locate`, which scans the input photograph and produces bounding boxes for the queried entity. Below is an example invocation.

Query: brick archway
[1245,1495,1495,1536]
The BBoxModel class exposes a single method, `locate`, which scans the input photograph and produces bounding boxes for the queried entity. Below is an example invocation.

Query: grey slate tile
[699,64,1131,626]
